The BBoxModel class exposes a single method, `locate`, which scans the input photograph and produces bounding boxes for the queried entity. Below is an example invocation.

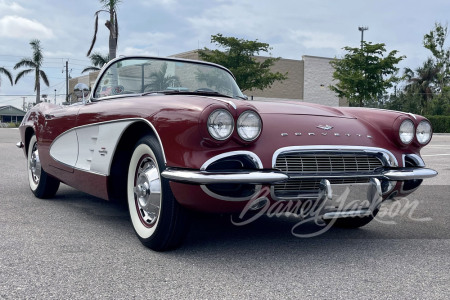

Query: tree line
[330,22,450,116]
[1,0,447,117]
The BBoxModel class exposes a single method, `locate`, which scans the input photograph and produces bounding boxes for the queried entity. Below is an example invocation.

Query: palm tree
[0,67,13,87]
[144,63,180,92]
[403,58,439,110]
[14,39,49,104]
[82,52,110,73]
[87,0,121,61]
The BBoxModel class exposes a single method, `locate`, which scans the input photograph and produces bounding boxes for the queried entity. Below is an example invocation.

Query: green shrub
[425,115,450,133]
[6,122,20,128]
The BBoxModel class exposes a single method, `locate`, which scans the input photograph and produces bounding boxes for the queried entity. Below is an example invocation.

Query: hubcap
[133,156,161,226]
[29,144,41,185]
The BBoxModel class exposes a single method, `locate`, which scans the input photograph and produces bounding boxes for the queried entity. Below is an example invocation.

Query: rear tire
[127,135,190,251]
[27,135,60,198]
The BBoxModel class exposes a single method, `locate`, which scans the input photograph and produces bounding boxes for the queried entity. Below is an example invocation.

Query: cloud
[0,15,54,39]
[0,0,25,14]
[119,46,157,57]
[139,0,177,7]
[288,30,347,52]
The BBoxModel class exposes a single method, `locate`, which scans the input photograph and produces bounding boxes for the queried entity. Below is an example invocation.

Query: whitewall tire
[27,135,60,198]
[127,135,190,251]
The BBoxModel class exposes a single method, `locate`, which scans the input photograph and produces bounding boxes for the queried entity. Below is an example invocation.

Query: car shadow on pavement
[40,183,447,254]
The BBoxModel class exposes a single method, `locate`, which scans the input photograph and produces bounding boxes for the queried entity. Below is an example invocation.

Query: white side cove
[50,120,134,175]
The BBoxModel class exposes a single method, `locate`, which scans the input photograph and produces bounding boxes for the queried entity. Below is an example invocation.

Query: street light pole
[358,26,369,107]
[358,26,369,49]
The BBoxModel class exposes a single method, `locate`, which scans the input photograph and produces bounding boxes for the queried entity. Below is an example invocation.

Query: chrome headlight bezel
[207,109,234,141]
[399,119,415,144]
[416,120,432,144]
[237,110,262,142]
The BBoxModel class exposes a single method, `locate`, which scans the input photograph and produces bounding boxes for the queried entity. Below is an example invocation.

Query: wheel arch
[24,126,36,155]
[108,120,165,203]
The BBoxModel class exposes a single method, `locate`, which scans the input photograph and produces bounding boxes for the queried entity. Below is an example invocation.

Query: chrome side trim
[200,151,263,171]
[402,154,426,167]
[406,112,417,120]
[161,168,288,184]
[382,168,437,180]
[272,145,399,168]
[49,118,166,176]
[198,96,237,110]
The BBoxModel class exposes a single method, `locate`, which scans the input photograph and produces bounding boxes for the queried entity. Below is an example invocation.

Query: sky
[0,0,448,109]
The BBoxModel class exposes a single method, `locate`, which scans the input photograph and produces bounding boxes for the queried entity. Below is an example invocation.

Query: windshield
[94,57,245,99]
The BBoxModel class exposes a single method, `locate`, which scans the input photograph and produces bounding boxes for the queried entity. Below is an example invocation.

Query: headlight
[237,110,262,141]
[416,120,432,144]
[399,119,415,144]
[207,109,234,140]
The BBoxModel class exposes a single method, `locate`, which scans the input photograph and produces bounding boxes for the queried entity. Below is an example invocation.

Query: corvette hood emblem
[316,125,333,130]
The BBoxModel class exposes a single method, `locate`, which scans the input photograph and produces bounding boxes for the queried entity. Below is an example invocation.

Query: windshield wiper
[142,90,233,98]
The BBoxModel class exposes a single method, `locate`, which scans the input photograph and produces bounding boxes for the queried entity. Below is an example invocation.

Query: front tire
[127,135,190,251]
[27,135,60,198]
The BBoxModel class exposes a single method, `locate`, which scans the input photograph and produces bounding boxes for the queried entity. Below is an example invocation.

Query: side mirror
[74,83,90,103]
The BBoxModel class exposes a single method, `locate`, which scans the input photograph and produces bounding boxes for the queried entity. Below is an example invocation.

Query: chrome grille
[273,151,384,200]
[274,178,370,192]
[275,154,383,174]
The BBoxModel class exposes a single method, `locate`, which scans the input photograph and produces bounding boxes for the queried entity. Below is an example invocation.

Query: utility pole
[54,89,57,104]
[65,61,69,103]
[22,97,26,111]
[358,26,368,49]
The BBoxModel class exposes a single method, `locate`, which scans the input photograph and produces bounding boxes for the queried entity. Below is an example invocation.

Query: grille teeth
[275,154,383,173]
[273,153,384,199]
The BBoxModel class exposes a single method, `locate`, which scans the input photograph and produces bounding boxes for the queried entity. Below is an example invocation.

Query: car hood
[249,100,354,119]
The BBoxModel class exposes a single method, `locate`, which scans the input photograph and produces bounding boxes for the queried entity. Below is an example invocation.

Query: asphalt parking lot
[1,128,449,299]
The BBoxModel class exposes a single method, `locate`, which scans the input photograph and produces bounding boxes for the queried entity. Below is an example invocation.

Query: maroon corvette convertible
[18,56,437,250]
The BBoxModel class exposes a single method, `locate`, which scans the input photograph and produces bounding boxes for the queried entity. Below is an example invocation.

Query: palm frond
[15,69,33,84]
[30,39,43,67]
[90,52,109,67]
[87,12,100,56]
[14,59,36,70]
[40,70,50,87]
[82,66,101,73]
[0,67,13,86]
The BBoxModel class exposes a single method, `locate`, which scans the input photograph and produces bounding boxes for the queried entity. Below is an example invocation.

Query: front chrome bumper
[161,169,288,184]
[161,167,437,185]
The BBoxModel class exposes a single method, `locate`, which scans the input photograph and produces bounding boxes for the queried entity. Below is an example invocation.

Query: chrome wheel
[126,135,190,251]
[29,143,42,185]
[27,135,60,198]
[134,156,161,227]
